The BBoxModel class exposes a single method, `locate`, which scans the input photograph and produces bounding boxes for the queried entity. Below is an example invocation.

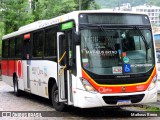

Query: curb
[140,101,160,110]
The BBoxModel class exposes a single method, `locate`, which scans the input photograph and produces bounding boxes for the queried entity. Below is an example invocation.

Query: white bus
[1,10,158,111]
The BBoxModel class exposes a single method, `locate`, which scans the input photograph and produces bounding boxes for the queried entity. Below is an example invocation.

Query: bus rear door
[23,34,31,91]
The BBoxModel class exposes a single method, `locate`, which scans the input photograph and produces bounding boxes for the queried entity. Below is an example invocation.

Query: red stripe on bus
[1,60,23,78]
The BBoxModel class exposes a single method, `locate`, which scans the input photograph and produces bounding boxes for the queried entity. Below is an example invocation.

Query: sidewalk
[142,94,160,109]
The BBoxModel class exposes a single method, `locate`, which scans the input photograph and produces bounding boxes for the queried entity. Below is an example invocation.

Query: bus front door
[57,32,68,102]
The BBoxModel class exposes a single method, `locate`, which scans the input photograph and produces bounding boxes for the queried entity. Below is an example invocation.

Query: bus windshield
[80,28,154,75]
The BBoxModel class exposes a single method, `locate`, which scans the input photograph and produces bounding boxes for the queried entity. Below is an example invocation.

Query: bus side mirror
[74,32,80,45]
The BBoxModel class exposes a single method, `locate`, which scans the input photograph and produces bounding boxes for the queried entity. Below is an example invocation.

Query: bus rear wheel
[13,76,21,97]
[51,84,66,111]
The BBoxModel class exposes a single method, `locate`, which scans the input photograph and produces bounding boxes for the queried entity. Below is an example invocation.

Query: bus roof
[2,10,148,40]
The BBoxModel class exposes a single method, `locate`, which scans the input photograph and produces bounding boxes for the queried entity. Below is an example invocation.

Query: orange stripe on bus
[81,67,156,94]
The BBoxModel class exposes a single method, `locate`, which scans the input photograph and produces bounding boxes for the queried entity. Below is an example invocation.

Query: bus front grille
[102,94,145,105]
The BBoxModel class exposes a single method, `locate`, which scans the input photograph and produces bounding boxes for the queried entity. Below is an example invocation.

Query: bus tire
[51,84,66,111]
[13,76,21,97]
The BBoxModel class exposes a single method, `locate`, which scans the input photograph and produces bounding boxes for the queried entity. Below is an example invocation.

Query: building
[132,4,160,26]
[115,3,132,11]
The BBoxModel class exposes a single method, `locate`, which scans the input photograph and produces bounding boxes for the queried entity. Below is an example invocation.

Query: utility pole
[30,0,38,11]
[79,0,81,10]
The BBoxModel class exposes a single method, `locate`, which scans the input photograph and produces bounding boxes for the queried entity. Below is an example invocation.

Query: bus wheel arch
[48,77,56,100]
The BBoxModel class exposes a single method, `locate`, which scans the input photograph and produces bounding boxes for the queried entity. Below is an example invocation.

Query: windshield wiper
[134,26,149,61]
[99,25,108,36]
[134,26,149,49]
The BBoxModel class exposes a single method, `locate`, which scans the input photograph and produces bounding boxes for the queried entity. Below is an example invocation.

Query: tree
[147,0,160,6]
[33,0,77,20]
[74,0,96,10]
[0,22,3,57]
[1,0,34,34]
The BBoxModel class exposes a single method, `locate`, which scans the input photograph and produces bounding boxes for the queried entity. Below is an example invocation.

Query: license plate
[117,100,131,105]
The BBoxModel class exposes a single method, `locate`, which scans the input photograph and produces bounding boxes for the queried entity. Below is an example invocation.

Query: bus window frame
[44,25,58,59]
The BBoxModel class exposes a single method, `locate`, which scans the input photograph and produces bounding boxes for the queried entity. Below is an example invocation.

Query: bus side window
[33,31,44,57]
[9,39,15,58]
[44,27,57,57]
[15,36,22,58]
[2,40,9,58]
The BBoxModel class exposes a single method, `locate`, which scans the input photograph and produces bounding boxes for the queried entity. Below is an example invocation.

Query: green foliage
[1,0,34,34]
[80,0,95,10]
[33,0,99,20]
[33,0,77,20]
[0,22,3,57]
[74,0,97,10]
[147,0,160,6]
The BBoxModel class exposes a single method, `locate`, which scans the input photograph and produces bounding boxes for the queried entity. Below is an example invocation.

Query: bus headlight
[148,76,157,91]
[80,78,98,93]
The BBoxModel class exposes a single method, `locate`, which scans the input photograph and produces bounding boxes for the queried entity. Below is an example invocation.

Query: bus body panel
[1,60,8,76]
[1,60,17,86]
[8,60,15,76]
[1,60,58,99]
[75,86,157,108]
[29,60,57,98]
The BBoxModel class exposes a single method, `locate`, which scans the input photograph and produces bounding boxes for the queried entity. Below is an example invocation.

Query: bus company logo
[122,86,126,92]
[17,60,23,78]
[98,87,112,93]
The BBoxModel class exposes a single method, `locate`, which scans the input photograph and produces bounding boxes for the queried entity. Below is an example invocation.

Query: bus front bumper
[75,87,157,108]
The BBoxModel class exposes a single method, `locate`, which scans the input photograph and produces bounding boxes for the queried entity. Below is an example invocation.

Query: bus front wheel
[51,84,66,111]
[13,76,21,96]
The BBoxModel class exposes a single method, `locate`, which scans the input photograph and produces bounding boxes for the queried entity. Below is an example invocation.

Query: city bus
[1,10,158,111]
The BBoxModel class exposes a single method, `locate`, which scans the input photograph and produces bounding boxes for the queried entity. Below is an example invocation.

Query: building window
[140,9,143,12]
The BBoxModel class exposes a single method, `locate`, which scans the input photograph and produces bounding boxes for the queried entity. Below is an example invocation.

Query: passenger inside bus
[122,36,135,51]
